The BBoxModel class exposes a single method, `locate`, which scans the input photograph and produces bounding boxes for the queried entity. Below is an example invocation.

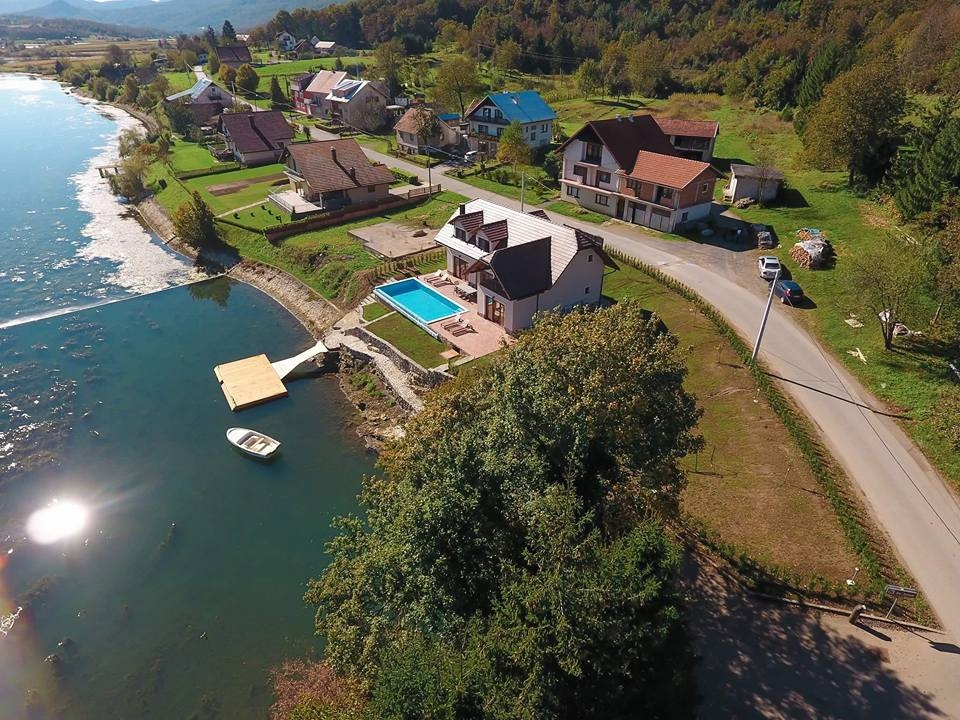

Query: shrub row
[606,247,887,595]
[174,162,241,180]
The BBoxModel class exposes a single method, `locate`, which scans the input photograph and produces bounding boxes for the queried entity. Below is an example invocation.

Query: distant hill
[0,11,160,38]
[11,0,340,33]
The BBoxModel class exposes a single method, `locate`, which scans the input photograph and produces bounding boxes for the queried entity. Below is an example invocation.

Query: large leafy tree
[173,192,220,250]
[432,55,481,117]
[574,58,603,98]
[374,38,405,97]
[306,300,703,709]
[892,98,960,219]
[801,59,905,186]
[495,121,531,172]
[235,63,260,94]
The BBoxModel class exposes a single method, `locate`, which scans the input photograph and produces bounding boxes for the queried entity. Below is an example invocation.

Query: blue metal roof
[474,91,557,124]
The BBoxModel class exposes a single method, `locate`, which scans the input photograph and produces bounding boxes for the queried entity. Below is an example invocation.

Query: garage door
[648,208,672,232]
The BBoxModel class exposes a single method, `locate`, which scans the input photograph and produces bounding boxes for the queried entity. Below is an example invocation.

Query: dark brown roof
[653,117,719,139]
[453,210,485,234]
[526,209,550,220]
[564,115,678,170]
[284,139,395,193]
[220,111,293,154]
[215,45,252,66]
[621,151,721,189]
[488,237,552,300]
[478,219,508,246]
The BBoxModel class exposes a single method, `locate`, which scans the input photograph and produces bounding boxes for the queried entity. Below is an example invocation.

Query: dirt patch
[207,173,287,196]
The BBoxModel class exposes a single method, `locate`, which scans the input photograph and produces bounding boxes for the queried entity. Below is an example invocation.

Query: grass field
[182,164,287,214]
[602,263,859,581]
[167,141,223,173]
[543,200,608,223]
[162,71,198,94]
[453,169,558,204]
[362,301,392,322]
[365,312,448,368]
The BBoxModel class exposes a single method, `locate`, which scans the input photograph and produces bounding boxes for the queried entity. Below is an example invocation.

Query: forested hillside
[250,0,959,104]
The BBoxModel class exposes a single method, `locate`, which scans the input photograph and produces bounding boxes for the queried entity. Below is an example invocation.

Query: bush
[933,389,960,452]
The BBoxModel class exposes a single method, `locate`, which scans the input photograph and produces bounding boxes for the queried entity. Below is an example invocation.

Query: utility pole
[520,172,525,212]
[750,269,779,363]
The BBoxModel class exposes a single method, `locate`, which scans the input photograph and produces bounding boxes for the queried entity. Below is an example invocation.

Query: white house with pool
[376,200,616,342]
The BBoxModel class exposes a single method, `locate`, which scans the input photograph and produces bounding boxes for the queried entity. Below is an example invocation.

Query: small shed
[725,163,785,204]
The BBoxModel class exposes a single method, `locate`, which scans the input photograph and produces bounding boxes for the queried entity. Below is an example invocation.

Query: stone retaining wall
[345,327,451,388]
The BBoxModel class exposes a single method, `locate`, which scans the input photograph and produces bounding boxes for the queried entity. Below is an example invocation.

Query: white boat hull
[226,427,281,459]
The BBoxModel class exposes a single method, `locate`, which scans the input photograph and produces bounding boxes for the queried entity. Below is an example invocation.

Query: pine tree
[221,20,237,43]
[269,76,287,107]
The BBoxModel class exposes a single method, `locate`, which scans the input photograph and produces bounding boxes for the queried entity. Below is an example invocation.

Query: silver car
[757,256,781,280]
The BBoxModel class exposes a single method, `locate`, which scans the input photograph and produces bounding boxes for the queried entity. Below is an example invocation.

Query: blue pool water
[375,277,465,324]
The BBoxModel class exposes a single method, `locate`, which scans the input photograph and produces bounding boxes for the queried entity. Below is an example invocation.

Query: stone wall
[344,327,451,388]
[338,343,418,413]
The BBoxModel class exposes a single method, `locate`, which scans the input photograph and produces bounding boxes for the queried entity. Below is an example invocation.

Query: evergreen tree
[221,19,237,43]
[269,76,287,107]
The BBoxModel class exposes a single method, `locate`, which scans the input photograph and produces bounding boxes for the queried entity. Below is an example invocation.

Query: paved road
[313,129,960,636]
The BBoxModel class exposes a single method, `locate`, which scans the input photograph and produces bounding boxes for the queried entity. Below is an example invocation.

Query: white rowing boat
[226,427,281,459]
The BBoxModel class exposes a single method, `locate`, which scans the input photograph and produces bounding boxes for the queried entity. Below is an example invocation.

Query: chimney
[459,203,466,215]
[349,167,356,179]
[248,115,255,127]
[330,147,337,162]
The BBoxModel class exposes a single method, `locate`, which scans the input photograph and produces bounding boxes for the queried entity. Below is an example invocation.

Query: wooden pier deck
[214,354,288,411]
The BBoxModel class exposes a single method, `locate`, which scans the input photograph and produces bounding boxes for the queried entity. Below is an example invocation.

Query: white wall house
[276,31,296,52]
[433,199,615,334]
[464,91,556,159]
[724,163,784,203]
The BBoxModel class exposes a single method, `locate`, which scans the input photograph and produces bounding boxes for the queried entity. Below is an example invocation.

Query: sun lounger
[450,318,475,336]
[441,315,464,330]
[427,271,452,286]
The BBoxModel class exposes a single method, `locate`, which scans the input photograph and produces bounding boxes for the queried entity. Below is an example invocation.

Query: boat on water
[226,427,281,459]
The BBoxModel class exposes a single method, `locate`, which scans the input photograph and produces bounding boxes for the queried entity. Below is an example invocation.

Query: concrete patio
[421,274,512,359]
[349,221,439,259]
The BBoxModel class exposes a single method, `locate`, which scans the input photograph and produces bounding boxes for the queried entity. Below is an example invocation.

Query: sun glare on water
[26,499,89,544]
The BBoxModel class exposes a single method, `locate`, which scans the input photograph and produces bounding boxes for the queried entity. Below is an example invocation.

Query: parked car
[757,256,781,280]
[463,150,479,164]
[773,279,804,305]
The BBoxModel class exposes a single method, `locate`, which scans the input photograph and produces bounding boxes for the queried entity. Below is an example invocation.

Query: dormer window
[482,107,491,118]
[455,227,466,241]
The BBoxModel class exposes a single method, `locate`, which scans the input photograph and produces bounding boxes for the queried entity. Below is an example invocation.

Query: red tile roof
[304,70,348,96]
[394,107,436,135]
[285,139,395,194]
[220,111,293,155]
[653,117,719,139]
[621,151,720,189]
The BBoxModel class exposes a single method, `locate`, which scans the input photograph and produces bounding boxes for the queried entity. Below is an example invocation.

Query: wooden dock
[213,341,329,410]
[214,354,288,411]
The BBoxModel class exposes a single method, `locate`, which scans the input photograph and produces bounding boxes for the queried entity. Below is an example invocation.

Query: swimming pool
[375,277,465,325]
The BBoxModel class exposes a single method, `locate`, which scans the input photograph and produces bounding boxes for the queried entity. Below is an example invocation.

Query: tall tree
[492,39,521,72]
[208,50,220,76]
[496,121,531,172]
[628,37,668,97]
[574,58,603,98]
[848,233,932,349]
[202,25,217,49]
[219,64,237,87]
[221,19,237,43]
[119,74,139,104]
[374,38,405,97]
[173,192,220,250]
[601,41,631,99]
[801,59,905,186]
[269,76,287,107]
[235,64,260,94]
[432,55,481,117]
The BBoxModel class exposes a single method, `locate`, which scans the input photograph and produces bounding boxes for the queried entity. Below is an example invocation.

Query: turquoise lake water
[0,76,372,718]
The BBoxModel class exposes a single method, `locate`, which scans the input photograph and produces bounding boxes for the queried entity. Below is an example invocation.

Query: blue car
[773,279,804,305]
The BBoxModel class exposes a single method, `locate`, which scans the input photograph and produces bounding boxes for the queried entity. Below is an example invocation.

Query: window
[494,109,502,119]
[566,185,580,198]
[496,127,503,137]
[597,171,611,185]
[455,227,466,241]
[584,142,603,163]
[595,193,609,206]
[367,185,375,192]
[478,124,488,135]
[701,182,710,193]
[587,254,593,262]
[482,107,490,118]
[541,123,548,132]
[572,165,587,179]
[681,212,688,222]
[529,133,536,141]
[584,287,591,294]
[658,187,675,203]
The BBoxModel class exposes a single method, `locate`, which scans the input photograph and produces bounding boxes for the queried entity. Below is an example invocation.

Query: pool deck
[214,354,288,410]
[421,275,513,359]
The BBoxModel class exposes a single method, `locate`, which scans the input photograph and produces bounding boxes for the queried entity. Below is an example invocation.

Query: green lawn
[365,311,448,369]
[453,170,557,205]
[362,301,392,322]
[543,200,608,224]
[167,141,223,173]
[253,57,364,79]
[162,70,197,93]
[182,164,288,214]
[355,134,394,155]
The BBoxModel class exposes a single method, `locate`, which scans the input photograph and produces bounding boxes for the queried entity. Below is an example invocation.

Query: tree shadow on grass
[684,555,948,719]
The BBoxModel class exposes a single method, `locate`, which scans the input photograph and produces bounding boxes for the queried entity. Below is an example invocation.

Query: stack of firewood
[791,228,834,269]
